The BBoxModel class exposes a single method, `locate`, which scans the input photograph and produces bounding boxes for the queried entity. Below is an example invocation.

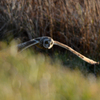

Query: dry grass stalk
[0,0,100,58]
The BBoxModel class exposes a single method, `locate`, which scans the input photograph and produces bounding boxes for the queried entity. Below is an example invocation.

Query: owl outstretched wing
[17,38,40,52]
[54,40,99,65]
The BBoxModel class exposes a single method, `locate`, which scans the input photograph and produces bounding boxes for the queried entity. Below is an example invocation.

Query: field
[0,0,100,56]
[0,47,100,100]
[0,0,100,99]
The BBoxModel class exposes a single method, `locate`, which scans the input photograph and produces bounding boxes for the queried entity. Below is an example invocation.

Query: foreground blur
[0,44,100,100]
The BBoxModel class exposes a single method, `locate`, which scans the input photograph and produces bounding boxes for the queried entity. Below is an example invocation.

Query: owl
[17,36,99,65]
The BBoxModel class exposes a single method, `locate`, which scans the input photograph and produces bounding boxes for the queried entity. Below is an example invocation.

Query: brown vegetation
[0,0,100,58]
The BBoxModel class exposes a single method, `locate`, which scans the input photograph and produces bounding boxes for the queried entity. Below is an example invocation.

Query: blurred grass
[0,44,100,100]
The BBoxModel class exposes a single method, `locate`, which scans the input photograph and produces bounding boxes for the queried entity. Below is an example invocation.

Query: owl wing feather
[54,40,99,65]
[17,38,40,52]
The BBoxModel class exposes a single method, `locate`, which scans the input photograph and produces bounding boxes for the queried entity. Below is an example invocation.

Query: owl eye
[50,42,53,45]
[45,41,48,44]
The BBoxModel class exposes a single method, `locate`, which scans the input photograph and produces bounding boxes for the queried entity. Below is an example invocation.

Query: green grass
[0,45,100,100]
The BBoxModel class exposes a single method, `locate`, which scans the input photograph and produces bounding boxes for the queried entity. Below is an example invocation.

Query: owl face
[40,36,54,49]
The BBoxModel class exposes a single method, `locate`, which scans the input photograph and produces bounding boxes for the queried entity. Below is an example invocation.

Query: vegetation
[0,0,100,56]
[0,47,100,100]
[0,0,100,71]
[0,0,100,99]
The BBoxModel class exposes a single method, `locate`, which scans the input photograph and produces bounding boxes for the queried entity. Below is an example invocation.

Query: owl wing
[54,40,99,65]
[17,37,41,52]
[18,36,55,52]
